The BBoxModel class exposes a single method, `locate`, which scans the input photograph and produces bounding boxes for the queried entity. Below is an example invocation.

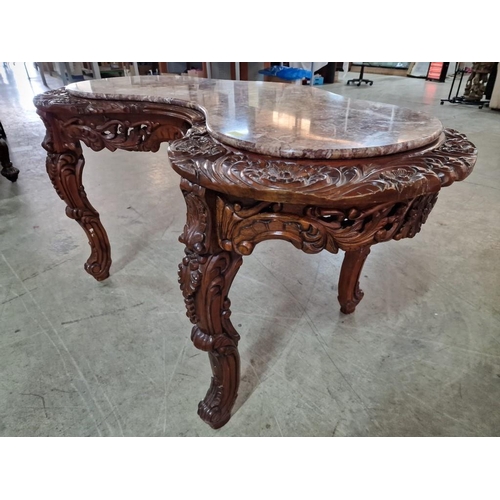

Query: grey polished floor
[1,64,499,436]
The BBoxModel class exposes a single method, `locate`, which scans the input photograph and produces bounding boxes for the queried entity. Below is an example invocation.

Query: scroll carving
[188,250,242,428]
[217,200,338,255]
[177,179,243,428]
[34,88,206,154]
[169,129,476,206]
[419,130,477,187]
[217,193,439,256]
[34,88,205,126]
[393,193,438,240]
[34,89,208,282]
[178,178,211,323]
[51,115,186,153]
[45,145,111,281]
[59,117,164,152]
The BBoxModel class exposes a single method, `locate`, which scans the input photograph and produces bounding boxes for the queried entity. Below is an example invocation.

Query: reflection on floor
[0,64,499,436]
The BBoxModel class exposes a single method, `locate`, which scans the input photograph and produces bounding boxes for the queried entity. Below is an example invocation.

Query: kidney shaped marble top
[66,75,443,160]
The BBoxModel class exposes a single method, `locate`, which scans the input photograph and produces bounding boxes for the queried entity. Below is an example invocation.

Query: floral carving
[179,252,206,324]
[394,193,438,240]
[60,117,161,152]
[177,179,210,323]
[169,128,476,206]
[170,132,227,157]
[178,178,210,253]
[217,194,439,256]
[45,147,111,281]
[177,179,243,428]
[34,90,208,282]
[217,199,338,255]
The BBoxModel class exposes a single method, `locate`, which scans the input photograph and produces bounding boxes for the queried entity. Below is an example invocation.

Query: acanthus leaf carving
[169,129,476,206]
[176,178,243,428]
[61,117,158,152]
[217,198,338,255]
[45,144,111,281]
[177,179,211,324]
[178,178,210,254]
[34,89,207,155]
[217,193,440,255]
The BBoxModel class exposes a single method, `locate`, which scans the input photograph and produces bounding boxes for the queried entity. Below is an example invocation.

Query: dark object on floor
[347,63,373,86]
[0,121,19,182]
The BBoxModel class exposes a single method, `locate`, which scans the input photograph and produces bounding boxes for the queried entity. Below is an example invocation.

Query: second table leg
[338,246,371,314]
[45,139,112,281]
[178,179,243,428]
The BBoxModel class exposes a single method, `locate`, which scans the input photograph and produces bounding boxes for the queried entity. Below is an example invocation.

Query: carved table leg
[46,141,111,281]
[178,179,243,428]
[187,252,243,428]
[338,246,371,314]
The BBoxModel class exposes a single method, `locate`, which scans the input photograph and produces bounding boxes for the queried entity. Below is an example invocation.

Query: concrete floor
[0,64,499,436]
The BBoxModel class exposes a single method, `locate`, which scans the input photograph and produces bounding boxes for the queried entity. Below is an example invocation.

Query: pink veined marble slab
[66,75,443,160]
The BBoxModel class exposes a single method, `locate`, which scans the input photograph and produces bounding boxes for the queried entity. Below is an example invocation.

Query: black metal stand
[347,64,373,86]
[440,64,490,109]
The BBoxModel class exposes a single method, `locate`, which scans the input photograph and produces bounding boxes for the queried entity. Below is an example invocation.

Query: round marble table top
[66,75,443,160]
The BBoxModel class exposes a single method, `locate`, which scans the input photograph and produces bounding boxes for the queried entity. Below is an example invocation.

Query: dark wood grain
[178,179,242,428]
[35,89,204,279]
[34,87,478,428]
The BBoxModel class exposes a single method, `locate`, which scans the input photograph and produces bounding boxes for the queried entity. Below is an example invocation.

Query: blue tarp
[258,65,312,81]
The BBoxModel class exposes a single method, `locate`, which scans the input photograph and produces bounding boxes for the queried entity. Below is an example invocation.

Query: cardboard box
[187,69,204,77]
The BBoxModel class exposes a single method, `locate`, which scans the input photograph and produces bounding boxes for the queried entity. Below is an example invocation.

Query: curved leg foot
[1,163,20,182]
[182,249,242,429]
[0,137,19,182]
[46,144,111,281]
[338,246,371,314]
[178,179,243,428]
[192,317,241,429]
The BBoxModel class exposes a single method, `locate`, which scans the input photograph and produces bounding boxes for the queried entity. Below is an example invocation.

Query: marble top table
[65,75,443,159]
[34,76,477,429]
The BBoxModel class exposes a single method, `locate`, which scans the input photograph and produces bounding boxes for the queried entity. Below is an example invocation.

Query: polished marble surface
[67,75,443,159]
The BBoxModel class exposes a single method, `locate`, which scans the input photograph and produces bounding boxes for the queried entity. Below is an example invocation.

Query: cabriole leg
[186,252,242,428]
[178,179,243,428]
[338,246,371,314]
[46,141,111,281]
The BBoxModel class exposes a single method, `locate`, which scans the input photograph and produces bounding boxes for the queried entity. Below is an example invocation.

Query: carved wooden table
[34,76,477,429]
